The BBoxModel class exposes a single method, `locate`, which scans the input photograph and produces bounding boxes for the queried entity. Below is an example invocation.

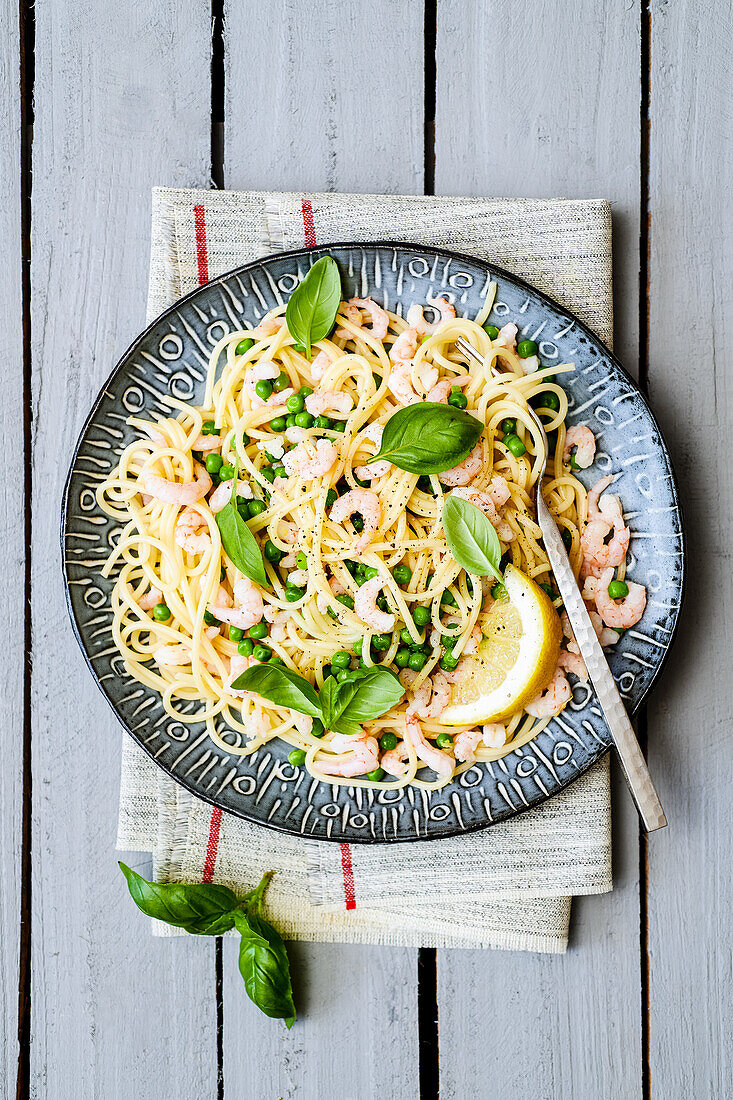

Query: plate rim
[61,239,686,842]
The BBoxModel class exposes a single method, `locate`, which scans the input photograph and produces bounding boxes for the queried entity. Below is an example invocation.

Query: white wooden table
[3,1,731,1096]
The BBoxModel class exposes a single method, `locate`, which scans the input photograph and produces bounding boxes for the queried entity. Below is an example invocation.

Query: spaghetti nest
[97,289,590,792]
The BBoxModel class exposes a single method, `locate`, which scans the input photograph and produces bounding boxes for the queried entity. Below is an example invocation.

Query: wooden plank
[29,2,217,1095]
[221,2,423,1091]
[434,3,644,1096]
[0,0,25,1091]
[646,0,733,1094]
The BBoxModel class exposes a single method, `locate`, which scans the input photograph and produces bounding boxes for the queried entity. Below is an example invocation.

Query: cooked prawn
[348,297,389,340]
[154,625,219,668]
[564,425,596,469]
[310,350,333,381]
[244,362,294,409]
[144,462,212,506]
[329,488,381,553]
[380,739,410,777]
[333,303,363,340]
[191,433,222,453]
[581,517,630,570]
[425,375,471,403]
[315,733,380,778]
[305,390,353,417]
[594,568,646,629]
[208,577,264,631]
[404,712,454,778]
[558,648,588,680]
[387,359,440,406]
[208,477,250,514]
[494,322,518,349]
[482,722,509,749]
[139,586,163,611]
[406,296,456,335]
[399,668,452,719]
[439,443,483,488]
[525,666,572,718]
[354,424,391,480]
[389,327,419,363]
[448,484,514,540]
[454,728,481,763]
[587,474,616,520]
[354,576,395,633]
[175,509,211,554]
[282,438,338,480]
[226,653,255,698]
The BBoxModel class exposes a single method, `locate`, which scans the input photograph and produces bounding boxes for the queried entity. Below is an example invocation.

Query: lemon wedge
[440,565,562,726]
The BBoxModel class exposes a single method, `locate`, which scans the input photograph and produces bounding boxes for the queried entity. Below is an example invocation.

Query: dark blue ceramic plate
[62,243,684,842]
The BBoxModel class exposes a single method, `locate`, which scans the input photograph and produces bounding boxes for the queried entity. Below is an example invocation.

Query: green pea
[152,603,171,621]
[237,638,254,657]
[295,411,314,429]
[352,515,364,532]
[219,463,235,481]
[272,370,290,393]
[229,625,244,641]
[607,579,629,600]
[352,639,363,656]
[253,644,272,662]
[236,497,251,519]
[344,559,359,576]
[261,467,276,483]
[263,540,282,563]
[540,583,554,600]
[291,552,305,571]
[400,628,418,647]
[363,566,380,581]
[547,430,559,454]
[331,650,352,669]
[248,499,266,517]
[286,585,305,602]
[326,488,338,508]
[273,465,287,478]
[569,452,581,471]
[336,594,354,610]
[561,527,573,550]
[255,379,273,401]
[336,669,352,683]
[435,732,453,750]
[502,432,527,457]
[376,596,388,612]
[612,627,625,637]
[205,453,223,475]
[491,582,507,600]
[372,633,391,652]
[314,415,332,429]
[286,393,305,414]
[311,718,325,738]
[538,390,560,412]
[270,415,287,432]
[380,732,398,751]
[439,653,459,672]
[393,564,412,586]
[285,414,297,428]
[517,338,538,358]
[407,651,427,671]
[448,389,468,409]
[249,621,268,640]
[288,749,306,767]
[332,421,346,433]
[413,606,431,627]
[440,589,456,606]
[484,323,500,339]
[299,385,314,398]
[201,419,217,435]
[203,610,220,627]
[395,647,411,668]
[366,768,384,782]
[235,338,254,356]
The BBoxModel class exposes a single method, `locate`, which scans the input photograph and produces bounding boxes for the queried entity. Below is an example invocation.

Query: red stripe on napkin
[193,204,209,285]
[301,200,317,247]
[202,808,223,882]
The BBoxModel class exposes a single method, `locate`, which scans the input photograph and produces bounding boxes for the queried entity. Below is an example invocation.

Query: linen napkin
[117,187,614,953]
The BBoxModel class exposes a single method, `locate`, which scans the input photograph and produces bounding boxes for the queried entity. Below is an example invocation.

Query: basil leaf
[119,862,239,935]
[285,256,342,358]
[232,663,322,719]
[371,402,483,474]
[234,909,296,1028]
[442,495,503,581]
[322,666,405,736]
[215,500,268,586]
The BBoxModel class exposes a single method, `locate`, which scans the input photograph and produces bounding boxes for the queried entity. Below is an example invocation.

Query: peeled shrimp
[494,322,518,349]
[425,374,471,403]
[334,303,363,340]
[282,438,338,480]
[316,733,380,778]
[448,483,514,540]
[389,327,419,363]
[175,509,211,554]
[191,433,222,453]
[354,576,395,633]
[250,317,283,338]
[305,390,353,417]
[209,477,250,514]
[564,425,596,469]
[440,442,483,488]
[154,626,219,668]
[558,648,588,680]
[525,666,572,718]
[354,424,391,480]
[581,517,630,571]
[139,586,163,611]
[387,359,439,406]
[208,577,264,631]
[482,722,509,749]
[399,668,451,719]
[244,362,294,409]
[329,488,381,554]
[381,739,410,777]
[594,568,646,629]
[226,653,255,698]
[561,608,617,653]
[587,474,616,520]
[310,350,333,381]
[144,462,212,506]
[291,711,313,736]
[454,728,481,763]
[406,296,456,335]
[348,297,389,340]
[404,712,454,778]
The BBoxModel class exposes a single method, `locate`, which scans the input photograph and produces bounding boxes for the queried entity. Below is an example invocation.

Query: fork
[455,336,667,831]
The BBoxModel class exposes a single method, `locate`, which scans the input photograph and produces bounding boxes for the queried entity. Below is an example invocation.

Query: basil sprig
[442,495,503,581]
[371,402,483,474]
[234,662,405,733]
[216,498,268,586]
[232,663,322,718]
[320,666,405,736]
[119,864,296,1027]
[285,256,342,358]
